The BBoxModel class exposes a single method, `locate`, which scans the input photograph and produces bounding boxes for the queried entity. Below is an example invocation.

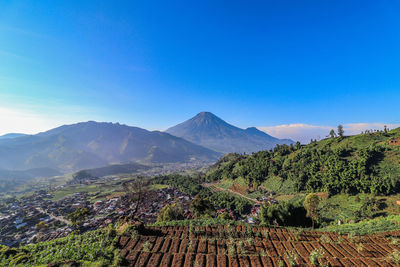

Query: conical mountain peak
[166,112,294,153]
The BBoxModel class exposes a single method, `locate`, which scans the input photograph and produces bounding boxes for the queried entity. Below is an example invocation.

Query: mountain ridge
[0,121,221,172]
[0,133,28,140]
[166,112,294,153]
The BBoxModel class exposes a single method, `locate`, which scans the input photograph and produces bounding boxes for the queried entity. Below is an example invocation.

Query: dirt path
[203,183,262,204]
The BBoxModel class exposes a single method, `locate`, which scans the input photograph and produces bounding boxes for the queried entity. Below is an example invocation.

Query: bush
[259,197,312,227]
[157,203,184,222]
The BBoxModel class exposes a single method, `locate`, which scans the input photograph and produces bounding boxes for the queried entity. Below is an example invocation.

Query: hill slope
[0,121,221,172]
[2,224,398,266]
[207,128,400,195]
[166,112,294,154]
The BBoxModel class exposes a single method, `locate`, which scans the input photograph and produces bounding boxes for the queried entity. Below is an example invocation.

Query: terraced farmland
[118,225,400,266]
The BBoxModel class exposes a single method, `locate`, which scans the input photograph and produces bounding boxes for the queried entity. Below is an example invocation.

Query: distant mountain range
[0,121,220,172]
[0,133,27,140]
[166,112,294,153]
[0,112,293,176]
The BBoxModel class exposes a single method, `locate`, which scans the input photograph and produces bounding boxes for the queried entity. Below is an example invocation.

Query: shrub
[262,229,269,239]
[142,241,152,252]
[157,203,184,222]
[356,243,364,253]
[237,240,245,255]
[310,248,324,266]
[319,234,332,243]
[388,249,400,266]
[285,250,298,267]
[228,243,236,256]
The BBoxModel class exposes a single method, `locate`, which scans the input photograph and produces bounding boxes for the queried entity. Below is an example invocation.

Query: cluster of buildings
[0,191,69,247]
[119,187,192,223]
[247,190,279,224]
[0,186,192,247]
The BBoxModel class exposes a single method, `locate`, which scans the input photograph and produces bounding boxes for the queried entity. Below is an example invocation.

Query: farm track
[118,225,400,266]
[202,183,262,204]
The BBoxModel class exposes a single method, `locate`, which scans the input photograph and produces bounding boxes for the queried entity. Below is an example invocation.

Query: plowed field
[118,225,400,266]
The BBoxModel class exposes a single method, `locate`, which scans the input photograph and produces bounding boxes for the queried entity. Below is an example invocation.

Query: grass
[149,184,169,190]
[52,185,103,201]
[50,177,132,201]
[217,177,247,190]
[318,193,400,224]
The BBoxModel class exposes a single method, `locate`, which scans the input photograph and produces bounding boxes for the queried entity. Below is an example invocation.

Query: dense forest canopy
[206,128,400,196]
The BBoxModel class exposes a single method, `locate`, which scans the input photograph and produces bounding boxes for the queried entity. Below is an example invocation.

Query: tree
[295,141,301,150]
[354,196,379,220]
[337,125,344,138]
[259,199,311,227]
[190,195,215,218]
[329,129,336,138]
[304,193,319,229]
[35,221,49,231]
[66,208,89,226]
[122,178,150,219]
[384,125,388,133]
[157,203,184,222]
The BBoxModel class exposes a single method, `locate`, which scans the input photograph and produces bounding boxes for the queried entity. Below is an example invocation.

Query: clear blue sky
[0,1,399,134]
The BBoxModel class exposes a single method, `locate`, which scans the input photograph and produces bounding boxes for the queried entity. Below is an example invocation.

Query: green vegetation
[190,195,215,218]
[259,196,311,227]
[207,128,400,196]
[321,215,400,235]
[152,173,210,197]
[309,248,325,266]
[209,191,252,214]
[0,225,120,266]
[152,173,252,215]
[304,193,320,228]
[66,208,89,226]
[150,218,240,227]
[157,203,184,222]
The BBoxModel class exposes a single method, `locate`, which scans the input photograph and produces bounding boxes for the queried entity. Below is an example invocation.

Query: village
[0,166,282,248]
[0,185,193,247]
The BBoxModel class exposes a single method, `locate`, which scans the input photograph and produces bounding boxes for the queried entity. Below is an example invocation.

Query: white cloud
[0,106,62,135]
[343,123,400,135]
[0,103,99,136]
[258,123,400,144]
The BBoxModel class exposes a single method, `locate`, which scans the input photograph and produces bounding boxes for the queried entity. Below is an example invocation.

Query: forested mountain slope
[207,128,400,195]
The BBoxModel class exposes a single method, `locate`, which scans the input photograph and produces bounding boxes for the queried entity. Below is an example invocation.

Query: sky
[0,1,399,142]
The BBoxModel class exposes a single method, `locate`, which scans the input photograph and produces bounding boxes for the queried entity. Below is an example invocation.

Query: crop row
[119,252,394,267]
[146,225,392,244]
[120,236,397,258]
[118,226,400,266]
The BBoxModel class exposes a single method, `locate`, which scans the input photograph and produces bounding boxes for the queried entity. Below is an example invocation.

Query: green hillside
[207,128,400,196]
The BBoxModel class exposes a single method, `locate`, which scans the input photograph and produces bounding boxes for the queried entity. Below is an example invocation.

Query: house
[389,137,400,146]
